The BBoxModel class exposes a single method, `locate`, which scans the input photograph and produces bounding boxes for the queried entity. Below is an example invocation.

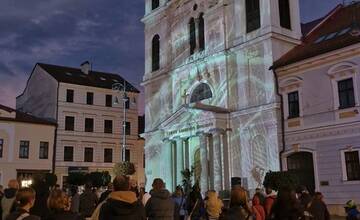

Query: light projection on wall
[143,2,282,193]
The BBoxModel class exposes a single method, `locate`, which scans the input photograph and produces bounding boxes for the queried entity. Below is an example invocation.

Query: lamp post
[112,81,128,162]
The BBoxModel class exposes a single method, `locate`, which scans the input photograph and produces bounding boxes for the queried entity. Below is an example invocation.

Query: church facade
[142,0,302,193]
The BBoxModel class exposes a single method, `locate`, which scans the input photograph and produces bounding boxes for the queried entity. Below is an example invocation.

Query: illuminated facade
[142,0,302,193]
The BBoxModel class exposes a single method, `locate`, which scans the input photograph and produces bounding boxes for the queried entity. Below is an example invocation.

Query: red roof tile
[273,3,360,69]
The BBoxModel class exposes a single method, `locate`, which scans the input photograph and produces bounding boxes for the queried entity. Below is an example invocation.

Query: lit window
[190,83,213,103]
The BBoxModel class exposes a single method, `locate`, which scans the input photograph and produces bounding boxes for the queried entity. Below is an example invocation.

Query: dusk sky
[0,0,345,113]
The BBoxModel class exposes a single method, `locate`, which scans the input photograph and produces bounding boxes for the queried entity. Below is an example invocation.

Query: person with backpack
[5,187,40,220]
[1,180,19,220]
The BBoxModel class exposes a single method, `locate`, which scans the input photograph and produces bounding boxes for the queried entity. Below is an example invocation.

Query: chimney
[80,61,90,75]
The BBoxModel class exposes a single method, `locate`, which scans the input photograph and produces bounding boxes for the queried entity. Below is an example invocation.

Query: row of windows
[64,116,131,135]
[287,78,355,118]
[151,0,291,72]
[63,146,130,163]
[6,140,50,159]
[66,90,133,108]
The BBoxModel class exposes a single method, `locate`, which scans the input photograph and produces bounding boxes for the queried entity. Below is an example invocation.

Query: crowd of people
[0,176,360,220]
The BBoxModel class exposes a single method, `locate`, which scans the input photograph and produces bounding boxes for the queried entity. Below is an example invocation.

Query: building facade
[142,0,302,193]
[273,3,360,214]
[0,104,56,187]
[17,62,145,186]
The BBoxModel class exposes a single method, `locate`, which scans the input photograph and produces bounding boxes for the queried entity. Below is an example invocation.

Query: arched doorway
[287,152,315,194]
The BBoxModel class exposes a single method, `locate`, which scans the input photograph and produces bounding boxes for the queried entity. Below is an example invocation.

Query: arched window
[190,83,212,103]
[152,35,160,72]
[199,13,205,51]
[152,0,159,10]
[189,18,196,55]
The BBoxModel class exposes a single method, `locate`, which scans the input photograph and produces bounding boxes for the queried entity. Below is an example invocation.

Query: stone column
[199,133,208,194]
[212,130,223,192]
[222,131,230,190]
[176,139,184,186]
[162,140,173,191]
[208,135,214,190]
[184,139,190,169]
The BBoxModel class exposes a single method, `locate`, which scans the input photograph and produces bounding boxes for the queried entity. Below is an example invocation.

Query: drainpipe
[272,68,286,171]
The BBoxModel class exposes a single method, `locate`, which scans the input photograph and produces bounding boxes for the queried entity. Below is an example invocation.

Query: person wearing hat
[344,200,360,220]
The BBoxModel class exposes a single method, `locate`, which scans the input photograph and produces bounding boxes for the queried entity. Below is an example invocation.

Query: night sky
[0,0,344,113]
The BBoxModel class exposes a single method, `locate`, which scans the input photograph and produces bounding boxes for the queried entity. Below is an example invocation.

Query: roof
[301,17,324,36]
[37,63,140,93]
[0,104,57,126]
[273,3,360,69]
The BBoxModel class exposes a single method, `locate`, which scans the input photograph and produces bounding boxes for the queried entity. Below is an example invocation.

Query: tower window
[189,18,196,55]
[246,0,261,33]
[190,83,213,103]
[279,0,291,29]
[199,13,205,51]
[152,0,159,10]
[152,35,160,71]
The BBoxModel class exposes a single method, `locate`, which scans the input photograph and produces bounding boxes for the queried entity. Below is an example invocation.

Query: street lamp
[112,81,128,162]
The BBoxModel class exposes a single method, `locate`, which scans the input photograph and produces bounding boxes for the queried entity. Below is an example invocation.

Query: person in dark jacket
[70,186,80,213]
[308,192,330,220]
[99,175,146,220]
[187,183,205,220]
[79,183,98,218]
[45,189,84,220]
[270,186,303,220]
[98,183,112,204]
[30,175,50,219]
[145,178,177,220]
[1,179,19,220]
[5,187,40,220]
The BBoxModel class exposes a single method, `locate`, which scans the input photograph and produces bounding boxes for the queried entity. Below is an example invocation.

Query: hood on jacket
[4,188,17,198]
[266,190,277,198]
[150,189,171,200]
[105,191,142,217]
[109,191,138,204]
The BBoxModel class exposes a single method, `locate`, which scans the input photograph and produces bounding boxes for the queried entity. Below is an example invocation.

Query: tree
[113,162,136,176]
[45,173,57,187]
[67,172,87,186]
[263,170,299,191]
[181,167,194,196]
[86,171,112,188]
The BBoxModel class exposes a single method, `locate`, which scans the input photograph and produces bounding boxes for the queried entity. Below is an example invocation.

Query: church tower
[142,0,301,193]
